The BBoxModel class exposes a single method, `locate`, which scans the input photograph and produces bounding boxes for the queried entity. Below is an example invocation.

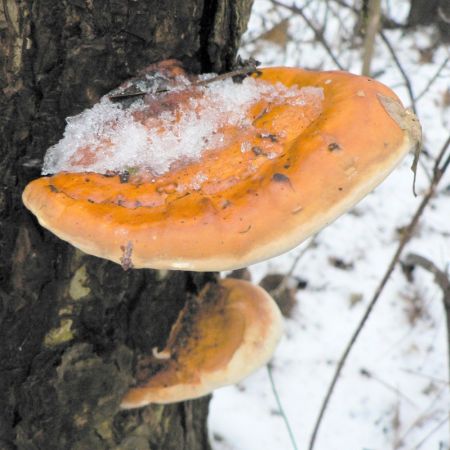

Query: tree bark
[407,0,450,41]
[0,1,253,449]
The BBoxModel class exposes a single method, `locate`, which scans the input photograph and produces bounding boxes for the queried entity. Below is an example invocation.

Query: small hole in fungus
[272,173,290,183]
[328,143,341,152]
[120,171,130,183]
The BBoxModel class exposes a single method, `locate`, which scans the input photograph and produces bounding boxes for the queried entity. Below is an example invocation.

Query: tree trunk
[407,0,450,41]
[0,1,253,449]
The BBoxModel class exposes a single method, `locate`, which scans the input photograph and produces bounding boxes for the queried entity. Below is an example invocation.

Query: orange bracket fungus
[121,278,282,408]
[22,60,421,272]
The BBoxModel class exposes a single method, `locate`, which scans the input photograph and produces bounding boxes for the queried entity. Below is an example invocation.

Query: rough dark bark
[407,0,450,41]
[0,1,253,449]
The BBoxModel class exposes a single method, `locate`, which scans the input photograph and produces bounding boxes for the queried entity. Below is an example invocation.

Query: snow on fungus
[42,75,318,176]
[22,62,421,271]
[120,278,283,407]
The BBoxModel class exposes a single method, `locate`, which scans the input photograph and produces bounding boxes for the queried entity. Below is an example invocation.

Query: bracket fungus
[121,278,282,408]
[22,61,421,272]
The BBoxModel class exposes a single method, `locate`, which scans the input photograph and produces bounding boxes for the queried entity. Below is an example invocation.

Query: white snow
[209,1,450,450]
[42,77,322,176]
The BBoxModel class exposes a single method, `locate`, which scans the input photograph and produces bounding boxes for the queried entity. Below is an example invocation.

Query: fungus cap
[22,66,421,271]
[120,278,283,408]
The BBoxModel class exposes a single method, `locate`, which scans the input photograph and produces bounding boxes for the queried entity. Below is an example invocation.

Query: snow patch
[42,77,324,176]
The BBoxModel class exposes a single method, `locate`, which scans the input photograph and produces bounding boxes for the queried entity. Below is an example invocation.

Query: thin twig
[440,151,450,177]
[405,254,450,298]
[413,414,450,449]
[287,234,319,278]
[308,134,450,450]
[193,66,261,87]
[244,18,290,47]
[266,234,319,302]
[398,385,448,444]
[400,368,449,385]
[331,0,405,29]
[404,252,450,437]
[414,56,449,103]
[244,0,316,47]
[271,0,345,70]
[432,135,450,171]
[360,368,417,406]
[109,65,260,101]
[379,30,417,114]
[267,363,299,450]
[326,1,353,39]
[417,157,433,184]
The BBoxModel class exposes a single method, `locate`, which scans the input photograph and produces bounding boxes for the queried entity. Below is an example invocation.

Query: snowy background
[209,1,450,449]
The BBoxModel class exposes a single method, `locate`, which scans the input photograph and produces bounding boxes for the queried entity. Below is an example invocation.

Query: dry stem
[361,0,382,76]
[308,134,450,450]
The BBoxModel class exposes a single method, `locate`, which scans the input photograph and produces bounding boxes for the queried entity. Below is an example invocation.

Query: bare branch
[361,0,382,76]
[267,363,299,450]
[398,385,448,444]
[415,57,449,103]
[413,414,450,449]
[404,254,450,297]
[360,367,417,406]
[440,151,450,177]
[271,0,345,70]
[378,30,417,114]
[265,234,319,305]
[286,234,319,278]
[331,0,406,29]
[109,64,261,101]
[308,134,450,450]
[404,252,450,422]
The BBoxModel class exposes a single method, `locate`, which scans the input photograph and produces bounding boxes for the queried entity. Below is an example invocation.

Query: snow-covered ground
[209,1,450,449]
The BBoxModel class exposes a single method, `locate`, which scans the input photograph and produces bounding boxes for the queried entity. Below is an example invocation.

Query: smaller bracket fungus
[120,278,283,408]
[22,61,421,271]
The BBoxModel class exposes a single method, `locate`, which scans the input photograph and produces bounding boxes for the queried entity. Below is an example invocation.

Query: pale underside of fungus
[121,278,283,408]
